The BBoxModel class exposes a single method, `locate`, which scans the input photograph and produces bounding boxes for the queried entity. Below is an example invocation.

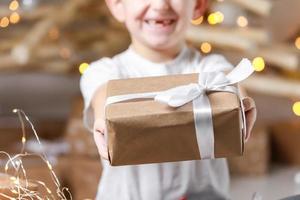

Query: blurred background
[0,0,299,199]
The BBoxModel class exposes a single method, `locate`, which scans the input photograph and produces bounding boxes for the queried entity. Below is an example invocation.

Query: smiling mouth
[144,19,176,27]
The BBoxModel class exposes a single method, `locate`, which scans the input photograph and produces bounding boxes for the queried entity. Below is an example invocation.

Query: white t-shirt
[80,45,234,200]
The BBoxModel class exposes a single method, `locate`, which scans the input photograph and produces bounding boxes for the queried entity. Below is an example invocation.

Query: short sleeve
[80,58,120,132]
[196,54,234,73]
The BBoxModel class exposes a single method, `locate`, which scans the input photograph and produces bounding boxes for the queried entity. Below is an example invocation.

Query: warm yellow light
[10,12,20,24]
[46,161,52,170]
[215,12,224,23]
[22,136,26,143]
[191,16,203,25]
[11,189,18,194]
[207,14,215,25]
[79,63,89,74]
[252,57,265,71]
[14,178,20,185]
[201,42,212,54]
[295,37,300,50]
[237,16,248,27]
[0,17,10,28]
[208,12,224,25]
[46,187,52,194]
[293,102,300,116]
[9,0,19,11]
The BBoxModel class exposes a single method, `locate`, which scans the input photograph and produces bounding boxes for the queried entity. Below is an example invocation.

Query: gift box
[105,59,253,165]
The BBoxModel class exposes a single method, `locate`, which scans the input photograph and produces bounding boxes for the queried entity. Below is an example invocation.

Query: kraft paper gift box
[105,59,254,166]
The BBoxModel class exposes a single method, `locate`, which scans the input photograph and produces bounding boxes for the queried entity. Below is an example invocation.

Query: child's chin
[145,38,176,50]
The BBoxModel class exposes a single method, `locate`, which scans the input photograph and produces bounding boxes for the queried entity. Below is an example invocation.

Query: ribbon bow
[105,58,254,159]
[154,58,253,107]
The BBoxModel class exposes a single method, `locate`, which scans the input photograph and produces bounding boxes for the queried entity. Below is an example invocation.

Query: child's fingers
[244,108,256,142]
[242,97,256,112]
[93,130,109,160]
[242,97,257,142]
[93,119,109,160]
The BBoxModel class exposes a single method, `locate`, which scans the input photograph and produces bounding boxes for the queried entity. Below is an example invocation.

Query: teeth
[147,20,156,25]
[145,19,173,26]
[163,20,172,25]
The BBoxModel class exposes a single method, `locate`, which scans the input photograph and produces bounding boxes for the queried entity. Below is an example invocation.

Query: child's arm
[91,84,109,160]
[238,85,257,142]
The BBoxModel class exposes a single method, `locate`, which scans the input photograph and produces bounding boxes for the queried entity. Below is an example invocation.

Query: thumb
[242,97,256,112]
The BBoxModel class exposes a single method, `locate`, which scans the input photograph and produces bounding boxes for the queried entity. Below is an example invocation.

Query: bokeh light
[0,17,10,28]
[293,102,300,116]
[9,0,19,11]
[208,12,224,25]
[252,57,265,72]
[200,42,212,54]
[295,37,300,50]
[191,16,204,25]
[237,16,248,27]
[79,63,90,74]
[10,12,20,24]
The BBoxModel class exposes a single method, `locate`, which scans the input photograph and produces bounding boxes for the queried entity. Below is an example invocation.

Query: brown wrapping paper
[105,73,244,166]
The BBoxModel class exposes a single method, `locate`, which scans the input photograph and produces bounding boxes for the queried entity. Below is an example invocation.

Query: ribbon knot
[155,71,231,107]
[154,59,253,108]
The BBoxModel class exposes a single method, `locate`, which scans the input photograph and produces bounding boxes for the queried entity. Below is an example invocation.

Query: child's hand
[93,118,109,160]
[242,97,257,142]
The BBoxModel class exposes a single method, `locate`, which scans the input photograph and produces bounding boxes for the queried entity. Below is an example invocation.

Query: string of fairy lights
[0,109,72,199]
[0,0,21,28]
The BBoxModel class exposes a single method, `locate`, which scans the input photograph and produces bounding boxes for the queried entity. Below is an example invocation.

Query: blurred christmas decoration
[0,0,299,195]
[187,0,300,182]
[0,0,130,74]
[187,0,300,106]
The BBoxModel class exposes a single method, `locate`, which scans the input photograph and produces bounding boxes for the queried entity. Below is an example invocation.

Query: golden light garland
[0,0,21,28]
[0,109,72,199]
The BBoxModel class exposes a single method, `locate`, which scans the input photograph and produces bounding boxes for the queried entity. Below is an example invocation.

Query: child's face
[107,0,205,52]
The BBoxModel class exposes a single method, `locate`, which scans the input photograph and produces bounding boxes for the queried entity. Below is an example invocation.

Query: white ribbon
[105,58,254,159]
